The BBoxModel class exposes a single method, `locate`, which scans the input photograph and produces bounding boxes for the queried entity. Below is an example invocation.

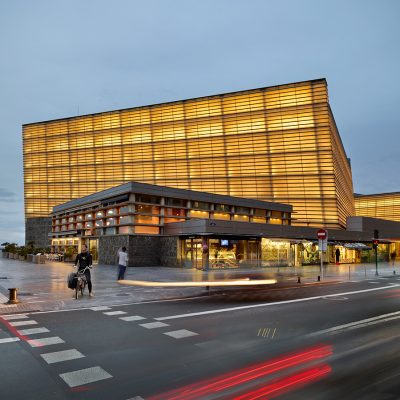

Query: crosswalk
[0,305,200,398]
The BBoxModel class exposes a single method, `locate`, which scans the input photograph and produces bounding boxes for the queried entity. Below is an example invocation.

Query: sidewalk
[0,257,398,314]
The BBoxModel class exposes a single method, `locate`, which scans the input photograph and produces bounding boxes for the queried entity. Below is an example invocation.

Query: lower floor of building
[50,235,400,269]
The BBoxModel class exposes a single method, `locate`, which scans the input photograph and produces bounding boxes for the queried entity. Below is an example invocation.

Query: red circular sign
[317,229,327,240]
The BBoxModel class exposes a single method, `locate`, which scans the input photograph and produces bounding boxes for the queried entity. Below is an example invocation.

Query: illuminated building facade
[23,78,355,247]
[50,181,292,267]
[355,192,400,223]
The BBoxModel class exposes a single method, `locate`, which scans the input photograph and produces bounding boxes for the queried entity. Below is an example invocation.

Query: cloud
[0,188,17,202]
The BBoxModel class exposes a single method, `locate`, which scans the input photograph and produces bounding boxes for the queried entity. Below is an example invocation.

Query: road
[1,276,400,399]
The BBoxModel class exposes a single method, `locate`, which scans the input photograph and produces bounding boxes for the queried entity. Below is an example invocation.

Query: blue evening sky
[0,0,399,244]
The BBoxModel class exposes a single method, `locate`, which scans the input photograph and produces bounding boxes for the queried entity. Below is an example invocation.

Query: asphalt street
[1,274,400,399]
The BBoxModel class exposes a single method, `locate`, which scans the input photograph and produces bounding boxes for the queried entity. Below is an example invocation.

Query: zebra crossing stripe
[1,314,28,320]
[103,311,127,316]
[119,316,146,322]
[9,320,38,327]
[27,337,65,347]
[163,330,198,339]
[0,337,20,344]
[17,327,49,335]
[59,366,112,387]
[139,322,169,329]
[41,349,85,364]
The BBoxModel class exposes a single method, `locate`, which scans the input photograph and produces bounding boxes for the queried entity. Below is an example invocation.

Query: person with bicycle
[74,244,93,297]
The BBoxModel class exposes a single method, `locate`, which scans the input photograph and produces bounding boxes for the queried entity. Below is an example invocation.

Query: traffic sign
[317,229,327,240]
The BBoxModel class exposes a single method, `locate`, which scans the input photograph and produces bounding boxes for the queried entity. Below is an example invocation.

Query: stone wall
[99,235,129,266]
[160,236,181,267]
[127,235,162,267]
[25,217,52,248]
[88,235,181,267]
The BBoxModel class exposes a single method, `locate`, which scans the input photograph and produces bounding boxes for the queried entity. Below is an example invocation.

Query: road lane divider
[307,310,400,337]
[154,284,400,321]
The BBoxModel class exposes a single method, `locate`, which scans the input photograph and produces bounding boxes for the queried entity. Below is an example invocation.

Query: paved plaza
[0,256,398,314]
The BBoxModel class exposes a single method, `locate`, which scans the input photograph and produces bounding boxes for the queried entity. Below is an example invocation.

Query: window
[76,215,83,221]
[192,201,209,210]
[95,220,103,227]
[107,208,116,215]
[96,211,104,218]
[165,208,186,217]
[119,215,132,224]
[119,205,132,214]
[86,213,93,220]
[165,198,185,207]
[213,212,230,220]
[106,217,116,226]
[215,204,231,212]
[235,206,249,215]
[136,194,161,204]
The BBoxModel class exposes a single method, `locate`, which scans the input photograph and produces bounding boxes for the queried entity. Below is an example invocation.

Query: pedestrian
[117,246,128,280]
[390,250,396,266]
[335,248,340,264]
[74,244,93,297]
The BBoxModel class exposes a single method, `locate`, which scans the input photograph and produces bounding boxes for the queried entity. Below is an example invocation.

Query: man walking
[74,244,93,296]
[117,246,128,280]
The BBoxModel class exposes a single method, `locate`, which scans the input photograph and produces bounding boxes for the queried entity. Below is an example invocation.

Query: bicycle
[73,266,91,299]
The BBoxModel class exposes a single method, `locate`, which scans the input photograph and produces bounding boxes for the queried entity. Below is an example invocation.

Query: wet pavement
[0,255,398,314]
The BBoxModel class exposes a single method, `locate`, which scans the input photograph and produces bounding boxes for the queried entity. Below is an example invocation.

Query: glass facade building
[355,192,400,223]
[23,78,354,234]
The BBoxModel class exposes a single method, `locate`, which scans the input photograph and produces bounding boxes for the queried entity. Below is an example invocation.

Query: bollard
[297,276,301,284]
[394,270,396,275]
[7,288,19,304]
[349,265,351,281]
[317,276,320,282]
[206,285,210,296]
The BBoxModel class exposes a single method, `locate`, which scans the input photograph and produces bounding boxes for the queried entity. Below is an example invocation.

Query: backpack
[67,272,77,290]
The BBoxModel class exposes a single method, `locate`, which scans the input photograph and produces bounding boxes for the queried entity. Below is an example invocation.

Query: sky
[0,0,399,245]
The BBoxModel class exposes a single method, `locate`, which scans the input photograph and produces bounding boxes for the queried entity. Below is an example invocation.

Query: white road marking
[126,397,145,400]
[368,281,380,284]
[17,327,49,335]
[27,337,65,347]
[307,310,400,337]
[41,349,85,364]
[28,296,207,316]
[119,316,146,322]
[0,337,20,344]
[103,311,127,316]
[9,320,38,327]
[164,329,199,339]
[90,306,112,311]
[155,284,400,321]
[139,322,169,329]
[59,366,112,387]
[1,314,28,320]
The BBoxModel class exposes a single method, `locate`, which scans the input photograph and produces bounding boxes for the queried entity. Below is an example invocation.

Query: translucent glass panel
[24,79,352,229]
[355,193,400,222]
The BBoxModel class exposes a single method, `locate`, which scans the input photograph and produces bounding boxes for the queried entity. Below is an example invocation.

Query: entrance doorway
[183,238,203,269]
[88,239,99,264]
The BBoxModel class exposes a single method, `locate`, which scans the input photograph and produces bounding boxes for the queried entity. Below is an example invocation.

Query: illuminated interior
[355,192,400,222]
[23,78,354,228]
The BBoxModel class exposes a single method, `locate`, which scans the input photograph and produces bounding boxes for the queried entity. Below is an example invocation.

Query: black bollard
[394,270,396,275]
[7,288,19,304]
[297,276,301,284]
[317,276,320,282]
